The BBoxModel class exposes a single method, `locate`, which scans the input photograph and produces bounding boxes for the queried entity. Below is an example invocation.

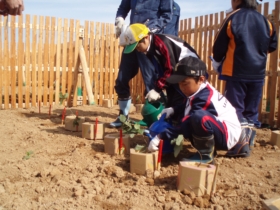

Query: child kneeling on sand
[147,56,251,163]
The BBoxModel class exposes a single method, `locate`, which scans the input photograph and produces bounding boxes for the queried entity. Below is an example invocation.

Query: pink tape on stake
[157,140,163,170]
[119,129,123,155]
[94,118,98,141]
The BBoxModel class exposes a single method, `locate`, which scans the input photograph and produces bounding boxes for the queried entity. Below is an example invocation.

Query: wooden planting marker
[49,104,52,118]
[119,129,123,155]
[94,118,98,141]
[61,107,66,125]
[157,140,163,170]
[39,100,41,114]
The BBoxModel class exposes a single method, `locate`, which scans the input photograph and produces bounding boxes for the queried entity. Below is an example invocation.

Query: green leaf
[135,144,146,153]
[174,143,183,157]
[134,123,140,130]
[119,115,127,123]
[129,133,135,138]
[176,135,184,146]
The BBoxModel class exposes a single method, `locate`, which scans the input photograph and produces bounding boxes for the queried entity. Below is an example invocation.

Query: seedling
[134,144,147,153]
[22,151,34,160]
[73,116,80,127]
[135,94,142,104]
[119,114,144,138]
[171,134,184,157]
[59,92,68,105]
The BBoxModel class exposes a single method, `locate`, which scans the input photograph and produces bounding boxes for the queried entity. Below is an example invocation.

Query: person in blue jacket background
[110,0,180,128]
[211,0,277,129]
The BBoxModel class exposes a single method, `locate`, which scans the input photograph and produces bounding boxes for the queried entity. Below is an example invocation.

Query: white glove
[115,17,125,38]
[161,107,174,119]
[212,59,222,73]
[148,135,160,152]
[145,89,161,102]
[119,24,129,46]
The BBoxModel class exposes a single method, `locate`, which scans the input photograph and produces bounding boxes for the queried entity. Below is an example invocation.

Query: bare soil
[0,105,279,210]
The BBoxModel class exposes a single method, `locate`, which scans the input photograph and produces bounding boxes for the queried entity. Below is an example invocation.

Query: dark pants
[162,110,228,150]
[115,50,185,107]
[225,80,264,128]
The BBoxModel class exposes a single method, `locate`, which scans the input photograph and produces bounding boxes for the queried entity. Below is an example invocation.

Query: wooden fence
[0,1,279,127]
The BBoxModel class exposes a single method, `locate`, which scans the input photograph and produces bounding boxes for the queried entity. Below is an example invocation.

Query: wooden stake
[39,101,41,113]
[210,164,220,198]
[49,104,52,118]
[94,118,98,141]
[76,111,78,132]
[157,140,163,170]
[61,107,66,125]
[119,129,123,155]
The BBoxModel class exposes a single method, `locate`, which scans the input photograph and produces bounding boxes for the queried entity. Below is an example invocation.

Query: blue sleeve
[147,0,173,32]
[116,0,131,20]
[212,18,230,62]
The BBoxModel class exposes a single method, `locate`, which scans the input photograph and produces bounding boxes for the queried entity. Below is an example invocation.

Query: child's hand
[148,135,160,152]
[145,89,161,102]
[161,107,174,119]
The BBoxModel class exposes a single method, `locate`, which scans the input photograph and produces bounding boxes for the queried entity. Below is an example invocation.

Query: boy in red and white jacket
[148,56,251,163]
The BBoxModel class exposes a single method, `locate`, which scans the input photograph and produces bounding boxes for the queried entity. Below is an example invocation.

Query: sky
[24,0,277,24]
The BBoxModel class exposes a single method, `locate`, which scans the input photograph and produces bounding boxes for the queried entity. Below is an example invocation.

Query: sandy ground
[0,104,279,210]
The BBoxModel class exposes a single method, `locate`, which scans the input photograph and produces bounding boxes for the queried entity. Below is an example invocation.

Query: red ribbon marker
[94,118,98,141]
[38,100,41,114]
[157,140,164,170]
[61,107,66,124]
[119,129,123,155]
[49,104,52,118]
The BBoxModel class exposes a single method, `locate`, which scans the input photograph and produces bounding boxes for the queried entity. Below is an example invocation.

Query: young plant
[73,116,80,127]
[119,114,144,138]
[59,92,68,105]
[22,151,34,160]
[135,94,142,104]
[171,134,184,157]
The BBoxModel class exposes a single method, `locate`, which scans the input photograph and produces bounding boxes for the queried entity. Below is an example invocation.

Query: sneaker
[226,128,250,158]
[249,129,256,150]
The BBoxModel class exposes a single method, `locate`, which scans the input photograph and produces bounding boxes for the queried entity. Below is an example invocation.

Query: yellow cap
[121,23,149,54]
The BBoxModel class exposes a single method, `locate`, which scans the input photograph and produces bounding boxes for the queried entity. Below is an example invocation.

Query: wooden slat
[99,23,105,105]
[37,16,44,106]
[43,16,50,105]
[0,16,2,107]
[3,16,9,109]
[272,1,280,127]
[113,34,119,105]
[31,15,37,107]
[10,16,16,108]
[25,15,31,108]
[61,19,68,99]
[207,14,214,84]
[193,17,198,51]
[203,15,208,64]
[109,24,114,100]
[89,21,95,103]
[187,18,191,45]
[72,20,80,107]
[83,21,89,105]
[55,18,62,104]
[104,23,110,100]
[94,22,100,104]
[67,19,74,106]
[49,17,55,105]
[17,15,23,108]
[198,16,203,58]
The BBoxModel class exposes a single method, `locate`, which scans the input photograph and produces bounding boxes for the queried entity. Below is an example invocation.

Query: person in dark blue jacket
[212,0,277,129]
[110,0,180,128]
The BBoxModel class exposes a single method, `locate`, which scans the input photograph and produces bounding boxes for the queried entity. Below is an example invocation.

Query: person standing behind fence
[211,0,277,130]
[110,0,180,128]
[0,0,24,15]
